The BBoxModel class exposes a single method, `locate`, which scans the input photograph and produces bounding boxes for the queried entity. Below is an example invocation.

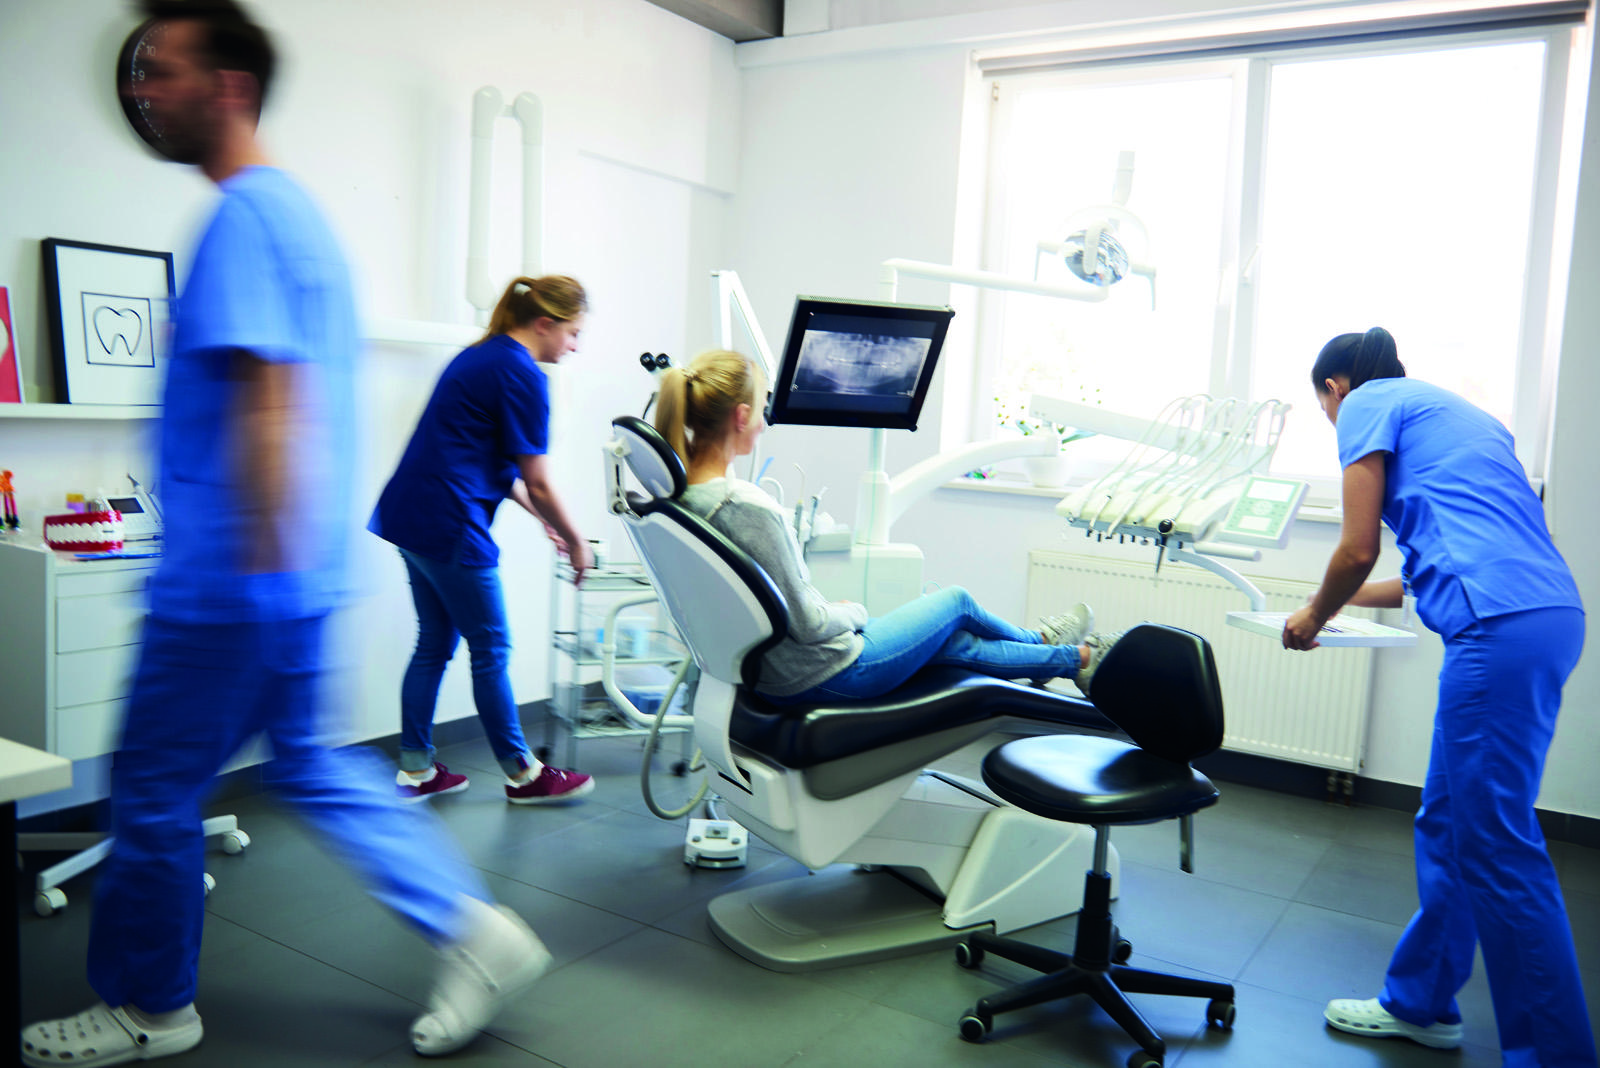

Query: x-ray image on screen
[768,298,955,431]
[792,330,931,398]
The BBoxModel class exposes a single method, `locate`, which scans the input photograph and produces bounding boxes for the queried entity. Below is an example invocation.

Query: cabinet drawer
[55,699,126,761]
[55,645,141,710]
[57,591,148,652]
[56,567,155,598]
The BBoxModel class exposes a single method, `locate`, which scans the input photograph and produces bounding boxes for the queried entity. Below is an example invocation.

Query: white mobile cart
[541,559,694,771]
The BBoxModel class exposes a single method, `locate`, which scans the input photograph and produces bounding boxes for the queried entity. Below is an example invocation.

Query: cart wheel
[958,1012,992,1042]
[221,829,250,855]
[202,873,216,897]
[954,942,984,969]
[1206,999,1236,1030]
[1126,1050,1161,1068]
[34,888,67,917]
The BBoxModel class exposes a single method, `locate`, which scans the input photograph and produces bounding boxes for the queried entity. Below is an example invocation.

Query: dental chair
[604,416,1121,971]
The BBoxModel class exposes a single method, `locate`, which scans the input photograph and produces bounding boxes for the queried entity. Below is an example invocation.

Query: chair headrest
[612,415,687,500]
[1088,622,1225,764]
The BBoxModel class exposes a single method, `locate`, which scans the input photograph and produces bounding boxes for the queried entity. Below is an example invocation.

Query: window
[970,25,1576,489]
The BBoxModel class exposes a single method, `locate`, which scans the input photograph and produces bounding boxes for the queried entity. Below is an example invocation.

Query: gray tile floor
[20,728,1600,1068]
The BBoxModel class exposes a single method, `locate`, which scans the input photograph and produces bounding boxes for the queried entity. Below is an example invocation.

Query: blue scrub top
[1336,377,1581,638]
[151,166,359,623]
[369,333,549,566]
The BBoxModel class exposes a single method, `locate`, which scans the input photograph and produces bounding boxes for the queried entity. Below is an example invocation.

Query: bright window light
[987,73,1233,463]
[1252,41,1547,477]
[975,32,1561,488]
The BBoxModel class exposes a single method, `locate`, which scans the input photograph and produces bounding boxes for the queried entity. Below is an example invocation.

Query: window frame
[964,20,1584,500]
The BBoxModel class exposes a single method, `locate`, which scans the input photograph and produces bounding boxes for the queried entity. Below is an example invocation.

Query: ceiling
[646,0,783,41]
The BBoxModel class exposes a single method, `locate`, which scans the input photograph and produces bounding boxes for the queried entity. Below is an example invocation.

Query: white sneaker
[411,896,553,1056]
[1324,997,1463,1049]
[1072,629,1125,695]
[1039,602,1094,646]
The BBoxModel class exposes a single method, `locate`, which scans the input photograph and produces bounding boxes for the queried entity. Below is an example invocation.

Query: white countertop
[0,738,72,804]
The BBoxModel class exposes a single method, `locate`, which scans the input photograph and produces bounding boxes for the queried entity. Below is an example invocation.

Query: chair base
[708,866,991,973]
[957,870,1235,1067]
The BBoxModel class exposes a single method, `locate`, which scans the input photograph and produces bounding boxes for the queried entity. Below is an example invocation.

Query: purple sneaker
[506,766,594,805]
[397,762,470,804]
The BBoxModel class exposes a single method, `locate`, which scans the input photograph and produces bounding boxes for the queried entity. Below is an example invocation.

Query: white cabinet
[0,541,157,762]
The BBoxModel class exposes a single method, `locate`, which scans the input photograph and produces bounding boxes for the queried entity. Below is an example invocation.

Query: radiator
[1026,550,1374,772]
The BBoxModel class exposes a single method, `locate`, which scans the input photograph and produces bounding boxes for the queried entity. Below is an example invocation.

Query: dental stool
[954,622,1236,1068]
[605,415,1119,971]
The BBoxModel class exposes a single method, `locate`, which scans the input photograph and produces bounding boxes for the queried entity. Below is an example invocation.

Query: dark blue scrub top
[369,333,548,567]
[1336,377,1581,638]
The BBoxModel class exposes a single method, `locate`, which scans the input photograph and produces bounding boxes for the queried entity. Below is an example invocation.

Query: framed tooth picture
[41,238,175,406]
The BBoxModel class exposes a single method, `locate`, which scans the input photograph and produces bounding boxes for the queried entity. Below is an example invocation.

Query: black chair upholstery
[955,623,1237,1068]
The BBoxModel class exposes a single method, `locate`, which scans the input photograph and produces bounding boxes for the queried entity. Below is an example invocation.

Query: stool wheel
[1206,999,1236,1029]
[954,942,984,969]
[1113,938,1133,964]
[958,1012,991,1043]
[34,888,67,917]
[1127,1050,1162,1068]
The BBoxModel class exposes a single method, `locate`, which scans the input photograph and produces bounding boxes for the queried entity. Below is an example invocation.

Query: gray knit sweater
[679,477,867,697]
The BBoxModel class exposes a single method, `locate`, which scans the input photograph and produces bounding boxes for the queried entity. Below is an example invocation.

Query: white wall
[0,0,737,749]
[728,4,1596,816]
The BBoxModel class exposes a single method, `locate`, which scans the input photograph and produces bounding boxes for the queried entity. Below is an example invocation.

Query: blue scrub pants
[87,614,488,1014]
[786,586,1081,702]
[1380,606,1595,1068]
[397,548,533,778]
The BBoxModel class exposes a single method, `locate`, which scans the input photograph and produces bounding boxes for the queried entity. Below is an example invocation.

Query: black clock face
[117,18,180,159]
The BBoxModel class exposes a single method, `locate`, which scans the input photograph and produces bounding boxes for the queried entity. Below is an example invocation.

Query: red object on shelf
[43,509,124,552]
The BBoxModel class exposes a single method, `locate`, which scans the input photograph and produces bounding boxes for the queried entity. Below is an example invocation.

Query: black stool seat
[983,735,1219,825]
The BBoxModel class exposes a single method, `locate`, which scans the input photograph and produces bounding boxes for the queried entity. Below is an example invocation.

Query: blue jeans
[398,548,532,778]
[787,586,1081,702]
[1379,606,1594,1068]
[89,614,488,1013]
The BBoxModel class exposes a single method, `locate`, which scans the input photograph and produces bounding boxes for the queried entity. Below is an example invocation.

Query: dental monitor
[765,296,953,431]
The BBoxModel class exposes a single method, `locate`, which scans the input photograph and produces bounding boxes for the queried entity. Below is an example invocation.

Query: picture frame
[0,285,21,403]
[41,238,175,406]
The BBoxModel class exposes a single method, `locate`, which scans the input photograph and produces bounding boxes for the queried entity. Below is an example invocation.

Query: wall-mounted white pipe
[466,87,503,324]
[512,93,543,278]
[466,88,546,326]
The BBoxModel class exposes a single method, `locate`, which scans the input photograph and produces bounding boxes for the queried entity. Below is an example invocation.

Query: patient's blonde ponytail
[653,350,756,469]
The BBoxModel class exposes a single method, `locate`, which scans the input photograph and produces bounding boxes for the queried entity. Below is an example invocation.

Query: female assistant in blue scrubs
[370,276,595,805]
[1284,328,1593,1068]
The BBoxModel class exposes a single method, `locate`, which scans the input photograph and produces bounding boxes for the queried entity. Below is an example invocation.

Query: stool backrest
[609,416,788,689]
[1089,622,1224,764]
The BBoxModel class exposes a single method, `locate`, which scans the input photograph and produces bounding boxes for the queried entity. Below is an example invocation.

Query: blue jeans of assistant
[398,548,532,778]
[1379,606,1595,1068]
[785,586,1081,702]
[88,614,488,1013]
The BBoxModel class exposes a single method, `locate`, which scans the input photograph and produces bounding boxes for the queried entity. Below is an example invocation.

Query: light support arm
[712,270,776,385]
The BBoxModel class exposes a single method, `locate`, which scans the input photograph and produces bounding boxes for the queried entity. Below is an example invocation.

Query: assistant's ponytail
[481,275,587,344]
[1310,326,1406,394]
